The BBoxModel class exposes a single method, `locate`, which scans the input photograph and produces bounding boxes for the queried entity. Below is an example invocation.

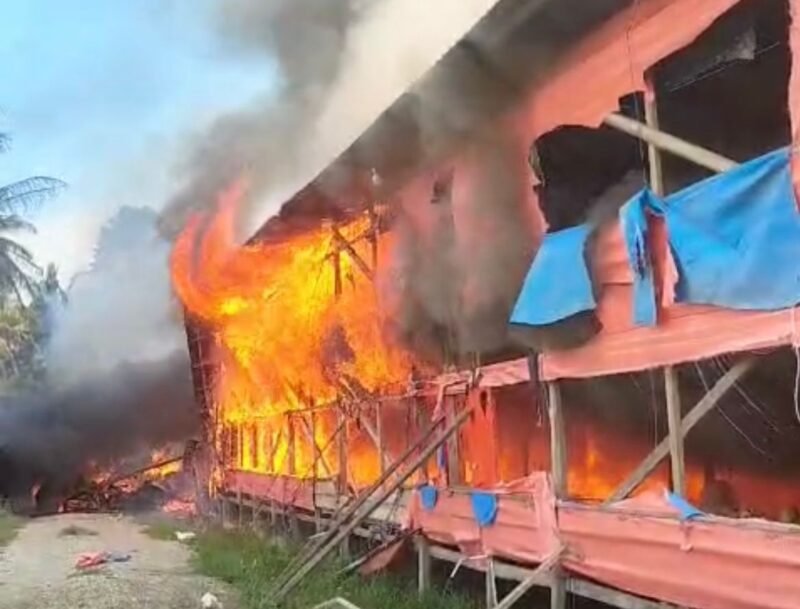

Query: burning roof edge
[247,0,633,244]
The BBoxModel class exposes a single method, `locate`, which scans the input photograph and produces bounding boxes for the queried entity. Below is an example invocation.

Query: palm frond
[0,214,36,234]
[0,176,66,213]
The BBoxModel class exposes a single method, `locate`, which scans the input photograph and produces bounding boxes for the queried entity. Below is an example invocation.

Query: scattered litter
[75,551,132,570]
[76,552,109,570]
[175,531,197,542]
[201,592,222,609]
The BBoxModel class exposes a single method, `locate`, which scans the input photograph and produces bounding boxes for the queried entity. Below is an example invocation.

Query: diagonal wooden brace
[605,357,757,504]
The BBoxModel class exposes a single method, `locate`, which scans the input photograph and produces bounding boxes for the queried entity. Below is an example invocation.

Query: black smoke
[0,351,198,512]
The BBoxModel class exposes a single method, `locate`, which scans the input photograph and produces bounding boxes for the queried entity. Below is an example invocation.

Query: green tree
[0,133,64,305]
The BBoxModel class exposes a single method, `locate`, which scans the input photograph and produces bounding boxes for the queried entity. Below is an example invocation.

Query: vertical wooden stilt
[547,382,567,499]
[287,414,296,476]
[236,487,243,529]
[416,534,432,597]
[338,533,351,562]
[547,381,567,609]
[664,366,686,496]
[445,395,462,486]
[486,558,498,608]
[376,403,386,477]
[220,497,229,528]
[337,405,348,495]
[550,576,567,609]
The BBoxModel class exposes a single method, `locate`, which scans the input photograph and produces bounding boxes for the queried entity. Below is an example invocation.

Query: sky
[0,1,279,280]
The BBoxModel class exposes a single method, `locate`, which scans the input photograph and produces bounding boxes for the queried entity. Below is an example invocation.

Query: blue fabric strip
[510,224,595,327]
[419,485,438,511]
[469,491,498,527]
[665,491,704,521]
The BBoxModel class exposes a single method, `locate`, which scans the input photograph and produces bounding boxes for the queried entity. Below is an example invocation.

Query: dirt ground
[0,513,235,609]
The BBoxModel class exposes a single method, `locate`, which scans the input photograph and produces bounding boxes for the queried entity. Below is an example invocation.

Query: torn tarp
[509,224,595,327]
[511,148,800,336]
[622,148,800,320]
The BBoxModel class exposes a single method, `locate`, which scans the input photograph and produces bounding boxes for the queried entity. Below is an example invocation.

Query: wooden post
[486,558,498,608]
[376,403,386,477]
[547,381,567,609]
[664,366,686,496]
[547,382,567,498]
[607,357,756,503]
[645,83,687,498]
[644,82,665,197]
[287,414,296,476]
[603,112,737,174]
[445,395,462,486]
[237,486,243,529]
[416,535,432,596]
[269,405,475,604]
[337,405,348,495]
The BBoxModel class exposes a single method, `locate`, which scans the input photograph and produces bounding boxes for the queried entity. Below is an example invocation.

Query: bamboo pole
[606,358,756,503]
[664,367,686,496]
[298,415,334,478]
[603,112,737,174]
[270,385,461,591]
[332,226,374,282]
[269,404,476,604]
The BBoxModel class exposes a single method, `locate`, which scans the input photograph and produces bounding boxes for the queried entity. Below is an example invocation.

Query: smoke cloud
[46,207,185,385]
[159,0,367,240]
[0,352,197,511]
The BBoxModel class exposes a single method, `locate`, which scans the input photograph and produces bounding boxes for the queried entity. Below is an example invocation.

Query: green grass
[0,509,23,547]
[141,520,185,541]
[192,529,477,609]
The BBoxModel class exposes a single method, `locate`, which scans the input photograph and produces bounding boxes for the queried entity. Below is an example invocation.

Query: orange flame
[171,183,417,481]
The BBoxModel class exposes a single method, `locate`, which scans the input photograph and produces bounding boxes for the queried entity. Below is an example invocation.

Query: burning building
[173,1,800,608]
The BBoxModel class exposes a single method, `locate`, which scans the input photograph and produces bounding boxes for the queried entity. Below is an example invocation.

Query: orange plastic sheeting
[408,473,559,565]
[223,470,316,512]
[560,493,800,609]
[437,357,531,389]
[459,389,499,488]
[515,0,741,140]
[540,220,800,381]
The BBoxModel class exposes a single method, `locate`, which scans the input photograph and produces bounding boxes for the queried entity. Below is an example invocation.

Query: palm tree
[0,132,64,305]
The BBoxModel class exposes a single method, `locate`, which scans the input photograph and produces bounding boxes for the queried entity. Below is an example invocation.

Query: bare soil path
[0,513,235,609]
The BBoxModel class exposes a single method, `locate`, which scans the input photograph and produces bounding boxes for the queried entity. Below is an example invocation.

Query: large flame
[171,183,417,481]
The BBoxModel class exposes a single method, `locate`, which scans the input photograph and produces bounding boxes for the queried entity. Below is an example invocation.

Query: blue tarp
[511,148,800,330]
[419,485,438,511]
[622,148,800,321]
[469,492,498,527]
[510,224,595,327]
[665,491,704,522]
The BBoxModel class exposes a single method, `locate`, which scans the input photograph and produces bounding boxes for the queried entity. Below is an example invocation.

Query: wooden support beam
[445,395,462,486]
[358,408,390,472]
[270,394,457,593]
[298,415,334,478]
[332,225,374,282]
[268,405,476,604]
[547,382,567,499]
[604,112,737,174]
[664,366,685,496]
[643,83,665,197]
[376,403,386,477]
[496,552,562,609]
[336,405,348,495]
[607,357,757,503]
[486,559,499,608]
[287,414,296,476]
[416,535,432,596]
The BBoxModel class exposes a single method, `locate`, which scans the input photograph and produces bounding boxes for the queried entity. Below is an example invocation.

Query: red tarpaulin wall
[408,473,559,565]
[561,493,800,609]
